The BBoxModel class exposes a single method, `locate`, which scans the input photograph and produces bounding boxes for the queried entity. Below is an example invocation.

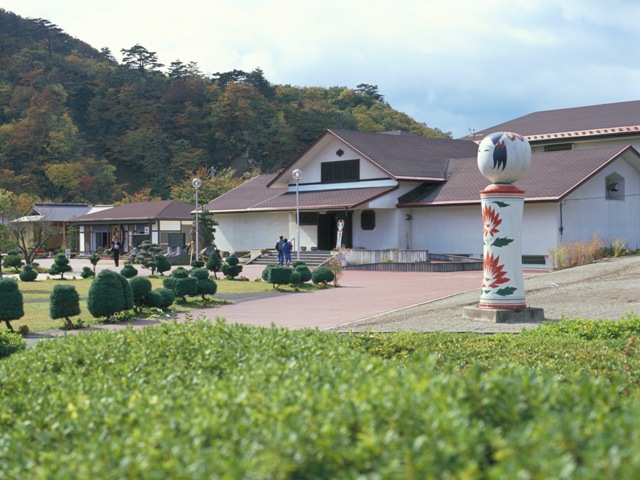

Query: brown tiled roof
[269,130,479,185]
[205,173,396,212]
[468,100,640,141]
[399,145,639,206]
[71,200,194,223]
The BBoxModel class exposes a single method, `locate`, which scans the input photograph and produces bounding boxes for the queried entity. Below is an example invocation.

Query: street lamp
[292,169,302,261]
[192,177,202,262]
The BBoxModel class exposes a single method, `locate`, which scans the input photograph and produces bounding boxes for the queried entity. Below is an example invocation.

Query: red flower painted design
[482,205,502,238]
[482,252,510,288]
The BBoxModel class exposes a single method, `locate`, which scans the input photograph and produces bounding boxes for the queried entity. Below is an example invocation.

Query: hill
[0,9,450,204]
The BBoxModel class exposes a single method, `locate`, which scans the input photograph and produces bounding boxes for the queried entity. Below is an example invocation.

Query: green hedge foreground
[2,318,640,478]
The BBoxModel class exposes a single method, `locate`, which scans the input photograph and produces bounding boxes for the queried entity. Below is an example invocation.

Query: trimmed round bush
[49,284,80,329]
[290,270,302,285]
[0,279,24,331]
[120,264,138,278]
[155,287,175,309]
[19,265,38,282]
[261,264,274,281]
[87,270,133,320]
[221,254,243,279]
[129,276,152,311]
[143,289,164,308]
[196,278,217,299]
[294,265,312,283]
[189,267,210,280]
[268,266,292,287]
[155,254,172,275]
[191,259,205,268]
[163,276,197,301]
[171,267,190,279]
[80,266,95,279]
[312,266,335,285]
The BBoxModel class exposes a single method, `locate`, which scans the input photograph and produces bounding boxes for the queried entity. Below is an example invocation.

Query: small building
[71,200,194,254]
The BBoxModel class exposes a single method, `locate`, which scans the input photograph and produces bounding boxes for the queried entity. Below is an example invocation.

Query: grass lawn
[8,274,313,333]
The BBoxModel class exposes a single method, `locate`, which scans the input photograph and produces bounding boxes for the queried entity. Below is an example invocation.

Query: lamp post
[192,177,202,262]
[292,169,302,261]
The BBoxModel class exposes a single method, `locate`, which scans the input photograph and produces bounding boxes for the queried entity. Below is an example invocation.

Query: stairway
[247,250,334,268]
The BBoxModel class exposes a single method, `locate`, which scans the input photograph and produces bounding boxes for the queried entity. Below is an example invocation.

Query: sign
[336,219,345,249]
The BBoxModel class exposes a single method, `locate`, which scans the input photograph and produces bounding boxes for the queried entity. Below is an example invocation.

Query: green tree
[120,44,164,76]
[0,279,23,331]
[48,253,72,279]
[49,284,80,329]
[87,270,133,320]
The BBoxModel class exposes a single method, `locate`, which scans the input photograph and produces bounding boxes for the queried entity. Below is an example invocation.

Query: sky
[2,0,639,138]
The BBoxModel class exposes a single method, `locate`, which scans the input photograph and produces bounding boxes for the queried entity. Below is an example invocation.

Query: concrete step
[248,250,334,267]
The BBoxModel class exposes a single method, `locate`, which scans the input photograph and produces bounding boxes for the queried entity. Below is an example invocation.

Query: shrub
[129,276,152,312]
[87,270,133,321]
[0,330,25,358]
[47,253,72,279]
[120,263,138,278]
[171,267,190,279]
[0,279,24,331]
[261,264,274,281]
[268,266,292,288]
[221,254,243,279]
[163,276,198,301]
[144,289,164,308]
[294,264,312,283]
[189,267,210,280]
[88,252,101,272]
[19,265,38,282]
[290,270,302,285]
[312,266,335,285]
[49,284,81,329]
[206,249,223,278]
[3,253,23,272]
[80,266,95,279]
[154,254,172,276]
[155,287,175,309]
[191,259,205,268]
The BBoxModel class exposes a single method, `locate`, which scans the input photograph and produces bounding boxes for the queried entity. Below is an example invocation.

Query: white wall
[561,158,640,248]
[215,212,289,253]
[352,209,399,249]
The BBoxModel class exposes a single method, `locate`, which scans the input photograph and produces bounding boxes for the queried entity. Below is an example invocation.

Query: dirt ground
[328,255,640,333]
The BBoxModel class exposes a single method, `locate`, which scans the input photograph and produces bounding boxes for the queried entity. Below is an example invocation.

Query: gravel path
[327,255,640,333]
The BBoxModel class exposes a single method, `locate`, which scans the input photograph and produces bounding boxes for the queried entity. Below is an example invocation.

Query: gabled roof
[205,173,396,213]
[29,203,92,221]
[399,145,640,206]
[468,100,640,142]
[71,200,193,223]
[269,129,479,186]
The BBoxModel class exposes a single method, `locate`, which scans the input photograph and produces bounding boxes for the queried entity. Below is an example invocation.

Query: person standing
[282,238,292,266]
[111,236,122,267]
[275,235,284,265]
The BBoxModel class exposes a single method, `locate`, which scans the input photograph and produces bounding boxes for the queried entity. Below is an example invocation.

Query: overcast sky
[3,0,639,138]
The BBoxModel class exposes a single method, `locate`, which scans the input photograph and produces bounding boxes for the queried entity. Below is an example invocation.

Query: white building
[205,100,640,267]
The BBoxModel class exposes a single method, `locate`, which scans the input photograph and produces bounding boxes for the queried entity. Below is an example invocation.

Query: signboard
[336,219,345,249]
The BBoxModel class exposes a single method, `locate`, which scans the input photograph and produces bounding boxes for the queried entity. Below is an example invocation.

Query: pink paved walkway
[184,267,486,330]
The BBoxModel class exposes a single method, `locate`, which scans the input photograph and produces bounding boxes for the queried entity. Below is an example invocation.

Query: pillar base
[463,306,545,323]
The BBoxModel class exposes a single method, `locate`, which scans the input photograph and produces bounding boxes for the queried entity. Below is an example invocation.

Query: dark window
[321,159,359,183]
[544,143,572,152]
[299,212,318,225]
[361,210,375,230]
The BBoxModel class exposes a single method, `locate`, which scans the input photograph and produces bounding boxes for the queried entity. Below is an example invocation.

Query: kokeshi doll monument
[463,132,545,323]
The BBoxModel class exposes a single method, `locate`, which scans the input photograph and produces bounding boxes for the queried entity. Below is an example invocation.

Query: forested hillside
[0,9,449,205]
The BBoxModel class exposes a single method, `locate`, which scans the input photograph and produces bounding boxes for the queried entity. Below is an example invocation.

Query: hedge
[2,321,640,478]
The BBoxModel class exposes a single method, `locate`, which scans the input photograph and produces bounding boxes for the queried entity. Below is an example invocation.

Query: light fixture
[192,178,202,261]
[292,169,302,261]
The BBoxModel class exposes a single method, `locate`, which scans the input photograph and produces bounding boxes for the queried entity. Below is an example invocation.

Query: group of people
[275,235,293,266]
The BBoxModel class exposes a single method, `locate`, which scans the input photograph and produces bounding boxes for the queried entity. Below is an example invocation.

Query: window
[544,143,573,152]
[361,210,375,230]
[606,173,624,200]
[299,212,318,225]
[321,159,359,183]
